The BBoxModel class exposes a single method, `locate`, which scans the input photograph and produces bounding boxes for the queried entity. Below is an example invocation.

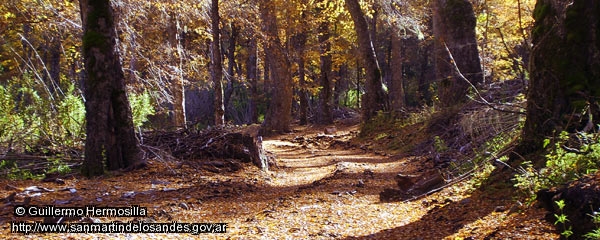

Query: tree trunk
[433,0,483,108]
[345,0,387,121]
[48,39,61,95]
[246,37,259,124]
[79,0,143,177]
[169,17,186,128]
[518,0,600,154]
[259,0,293,135]
[224,22,238,114]
[390,33,405,112]
[211,0,224,126]
[318,21,333,125]
[292,31,309,125]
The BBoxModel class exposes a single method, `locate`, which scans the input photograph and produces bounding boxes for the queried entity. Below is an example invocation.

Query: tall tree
[246,37,260,124]
[317,19,334,125]
[432,0,483,108]
[211,0,225,126]
[224,22,239,115]
[389,33,405,112]
[291,31,309,125]
[345,0,388,121]
[79,0,143,176]
[259,0,293,135]
[168,15,187,128]
[519,0,600,154]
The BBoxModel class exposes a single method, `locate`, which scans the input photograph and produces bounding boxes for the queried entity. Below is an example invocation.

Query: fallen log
[538,172,600,239]
[143,125,273,171]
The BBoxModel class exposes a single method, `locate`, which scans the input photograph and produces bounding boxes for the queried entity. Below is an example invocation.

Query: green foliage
[0,160,44,180]
[46,157,71,175]
[433,135,448,152]
[513,131,600,199]
[554,199,574,238]
[129,90,155,128]
[359,111,394,138]
[584,211,600,239]
[340,89,361,108]
[0,73,85,154]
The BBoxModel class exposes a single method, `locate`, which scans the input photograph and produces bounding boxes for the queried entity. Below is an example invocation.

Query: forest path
[0,121,557,239]
[239,122,430,238]
[221,121,554,239]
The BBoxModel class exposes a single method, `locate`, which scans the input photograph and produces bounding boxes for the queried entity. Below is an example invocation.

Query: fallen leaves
[0,122,559,239]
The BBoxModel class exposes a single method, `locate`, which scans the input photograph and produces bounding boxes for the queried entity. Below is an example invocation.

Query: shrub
[513,131,600,199]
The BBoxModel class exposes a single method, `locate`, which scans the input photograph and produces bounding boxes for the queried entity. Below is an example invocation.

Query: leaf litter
[0,122,558,239]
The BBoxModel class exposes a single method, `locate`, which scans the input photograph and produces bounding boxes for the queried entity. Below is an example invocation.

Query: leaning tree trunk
[259,0,293,135]
[79,0,143,176]
[211,0,225,126]
[345,0,388,121]
[519,0,600,154]
[433,0,483,108]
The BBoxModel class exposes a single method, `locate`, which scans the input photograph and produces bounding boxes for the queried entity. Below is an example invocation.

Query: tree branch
[442,42,526,115]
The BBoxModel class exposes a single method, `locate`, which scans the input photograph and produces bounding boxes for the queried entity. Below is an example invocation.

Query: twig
[442,42,526,115]
[140,144,177,175]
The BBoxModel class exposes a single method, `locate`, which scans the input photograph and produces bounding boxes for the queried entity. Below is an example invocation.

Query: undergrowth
[513,131,600,201]
[0,73,154,179]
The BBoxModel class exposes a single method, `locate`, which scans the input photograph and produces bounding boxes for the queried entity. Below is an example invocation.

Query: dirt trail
[0,122,557,239]
[236,123,429,239]
[263,124,410,186]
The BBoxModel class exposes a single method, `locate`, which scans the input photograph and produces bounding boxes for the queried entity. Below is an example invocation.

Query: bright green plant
[554,199,574,238]
[0,160,44,180]
[129,90,155,128]
[513,131,600,199]
[584,210,600,240]
[341,89,361,108]
[46,157,71,175]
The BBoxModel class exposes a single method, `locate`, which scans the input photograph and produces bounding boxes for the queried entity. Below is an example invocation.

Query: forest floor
[1,119,559,239]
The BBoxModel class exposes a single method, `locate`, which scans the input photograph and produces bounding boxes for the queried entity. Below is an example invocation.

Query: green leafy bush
[584,210,600,239]
[0,73,86,153]
[513,131,600,199]
[129,90,155,128]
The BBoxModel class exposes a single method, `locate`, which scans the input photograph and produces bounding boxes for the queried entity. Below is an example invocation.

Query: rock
[395,174,418,191]
[379,188,409,202]
[325,127,337,134]
[494,206,507,212]
[409,170,445,195]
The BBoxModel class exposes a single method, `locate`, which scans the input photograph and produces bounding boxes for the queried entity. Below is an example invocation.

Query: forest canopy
[0,0,534,153]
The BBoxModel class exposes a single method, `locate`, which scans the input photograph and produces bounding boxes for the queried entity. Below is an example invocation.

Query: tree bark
[318,20,333,125]
[258,0,293,135]
[518,0,600,154]
[390,33,405,112]
[168,16,186,128]
[433,0,483,108]
[79,0,143,176]
[246,37,259,124]
[345,0,387,121]
[224,22,238,114]
[292,32,309,125]
[211,0,224,126]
